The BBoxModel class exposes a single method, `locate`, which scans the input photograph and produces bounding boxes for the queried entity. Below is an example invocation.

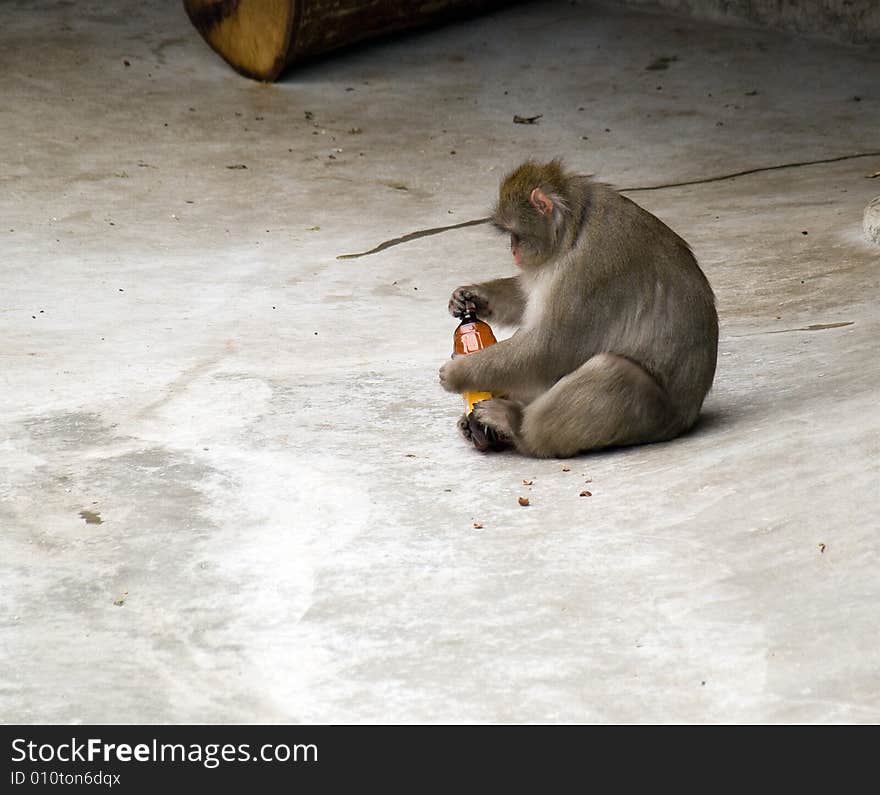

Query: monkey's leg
[490,353,675,458]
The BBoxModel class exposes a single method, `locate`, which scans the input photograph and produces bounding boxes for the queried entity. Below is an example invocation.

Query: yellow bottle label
[464,390,493,414]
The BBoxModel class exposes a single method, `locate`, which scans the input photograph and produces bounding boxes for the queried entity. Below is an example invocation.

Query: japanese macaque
[439,159,718,458]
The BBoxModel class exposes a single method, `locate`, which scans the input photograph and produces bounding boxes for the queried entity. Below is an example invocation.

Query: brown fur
[439,159,718,458]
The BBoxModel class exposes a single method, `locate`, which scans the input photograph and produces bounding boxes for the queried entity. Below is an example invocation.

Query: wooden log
[184,0,517,82]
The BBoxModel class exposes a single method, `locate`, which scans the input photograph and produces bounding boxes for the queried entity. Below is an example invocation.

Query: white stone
[864,196,880,245]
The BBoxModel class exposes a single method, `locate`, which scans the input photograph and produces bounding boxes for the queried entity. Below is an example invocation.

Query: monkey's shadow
[679,407,732,440]
[488,405,737,462]
[621,406,733,459]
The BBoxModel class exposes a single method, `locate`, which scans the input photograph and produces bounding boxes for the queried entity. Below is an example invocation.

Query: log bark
[183,0,517,81]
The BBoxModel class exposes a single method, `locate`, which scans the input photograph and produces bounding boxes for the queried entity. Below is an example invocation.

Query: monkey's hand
[448,285,491,319]
[439,356,472,393]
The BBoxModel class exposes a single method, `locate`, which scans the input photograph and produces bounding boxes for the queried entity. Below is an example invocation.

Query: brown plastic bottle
[453,305,504,451]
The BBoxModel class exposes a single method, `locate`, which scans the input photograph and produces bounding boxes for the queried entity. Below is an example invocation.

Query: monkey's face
[493,161,567,270]
[510,231,523,266]
[492,201,556,270]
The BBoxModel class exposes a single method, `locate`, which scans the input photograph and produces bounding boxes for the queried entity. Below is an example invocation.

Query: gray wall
[613,1,880,43]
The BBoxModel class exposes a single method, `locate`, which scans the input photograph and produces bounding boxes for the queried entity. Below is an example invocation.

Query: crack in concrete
[337,150,880,260]
[732,321,855,337]
[618,151,880,193]
[336,216,492,259]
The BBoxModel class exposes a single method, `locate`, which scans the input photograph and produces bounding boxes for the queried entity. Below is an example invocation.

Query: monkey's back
[574,183,719,427]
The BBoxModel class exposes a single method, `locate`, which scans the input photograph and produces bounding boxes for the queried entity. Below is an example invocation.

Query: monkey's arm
[448,277,526,326]
[440,329,554,395]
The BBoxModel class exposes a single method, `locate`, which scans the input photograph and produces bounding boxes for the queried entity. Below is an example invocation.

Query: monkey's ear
[529,187,555,216]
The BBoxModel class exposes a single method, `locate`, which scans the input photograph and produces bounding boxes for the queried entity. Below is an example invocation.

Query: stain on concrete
[79,509,103,524]
[150,36,189,65]
[22,411,118,452]
[645,55,678,71]
[136,354,229,419]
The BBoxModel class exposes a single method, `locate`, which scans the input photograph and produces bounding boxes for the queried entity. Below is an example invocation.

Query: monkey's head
[492,159,571,270]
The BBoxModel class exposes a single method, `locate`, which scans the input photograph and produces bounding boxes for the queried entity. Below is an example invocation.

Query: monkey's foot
[457,412,475,442]
[470,399,520,451]
[457,410,508,452]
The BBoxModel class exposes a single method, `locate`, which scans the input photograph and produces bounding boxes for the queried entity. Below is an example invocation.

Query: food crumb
[818,543,826,553]
[518,496,530,507]
[561,465,570,472]
[579,490,592,497]
[522,479,533,486]
[473,522,483,529]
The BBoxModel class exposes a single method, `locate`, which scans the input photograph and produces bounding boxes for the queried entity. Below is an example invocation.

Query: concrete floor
[2,0,879,724]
